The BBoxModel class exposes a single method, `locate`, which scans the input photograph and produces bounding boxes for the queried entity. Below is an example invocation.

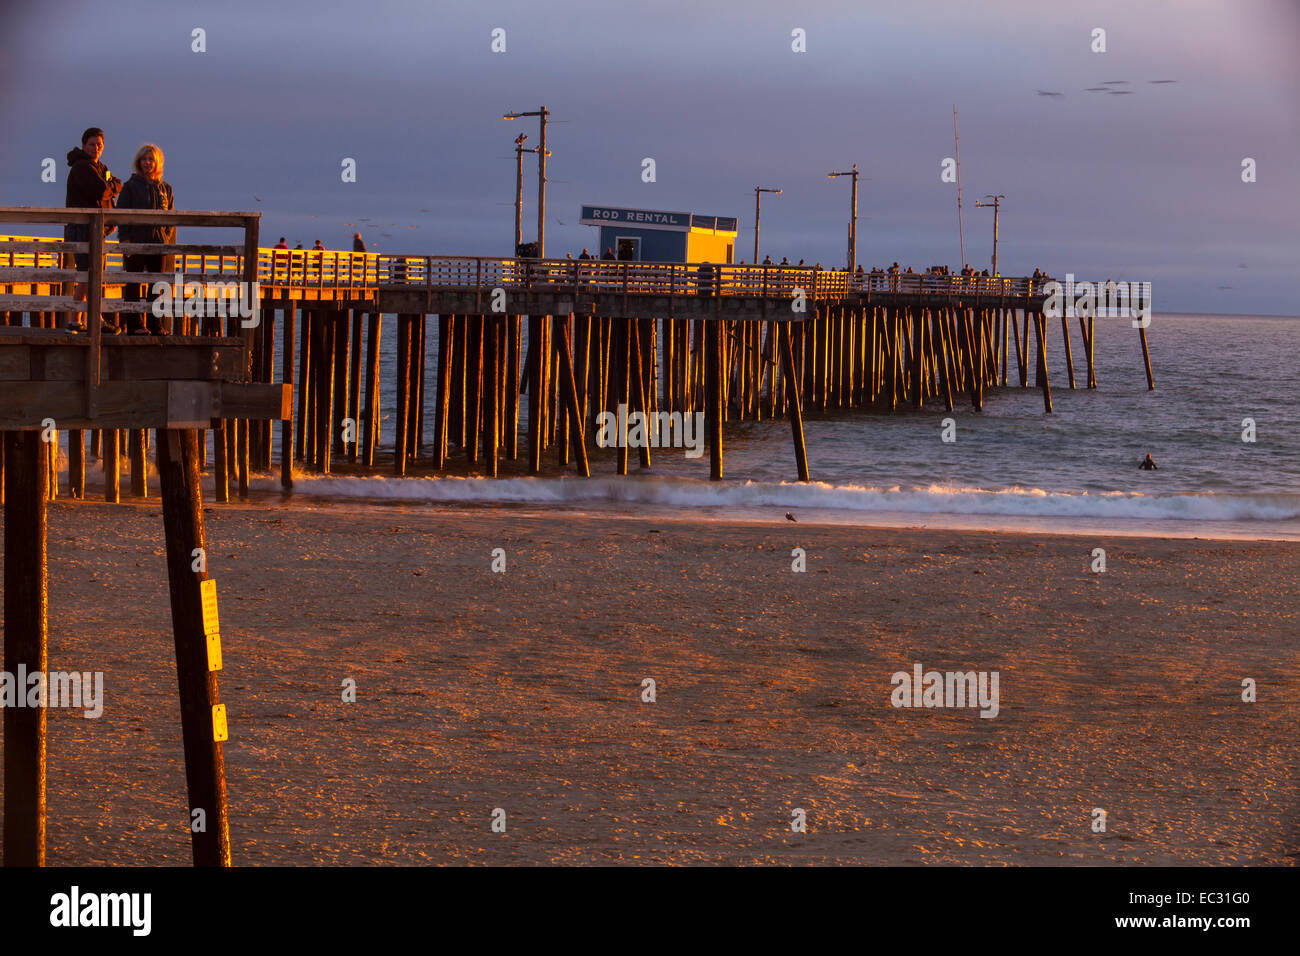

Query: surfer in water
[1139,453,1158,471]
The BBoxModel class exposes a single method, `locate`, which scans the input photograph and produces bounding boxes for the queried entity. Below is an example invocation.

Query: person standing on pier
[353,232,366,252]
[116,143,175,334]
[64,126,122,332]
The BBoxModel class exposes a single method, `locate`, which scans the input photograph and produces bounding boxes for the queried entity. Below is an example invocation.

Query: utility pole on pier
[827,164,858,272]
[513,133,528,252]
[754,186,782,263]
[974,194,1005,275]
[504,106,551,256]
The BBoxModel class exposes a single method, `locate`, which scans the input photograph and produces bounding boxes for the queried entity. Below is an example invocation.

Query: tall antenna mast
[954,105,966,271]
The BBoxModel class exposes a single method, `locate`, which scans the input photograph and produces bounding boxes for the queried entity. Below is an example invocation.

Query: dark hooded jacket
[116,173,176,244]
[65,147,121,210]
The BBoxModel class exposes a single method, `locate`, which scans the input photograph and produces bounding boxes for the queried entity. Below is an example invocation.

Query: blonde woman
[116,143,175,334]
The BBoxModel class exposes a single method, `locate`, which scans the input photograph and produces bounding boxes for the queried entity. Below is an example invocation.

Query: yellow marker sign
[212,704,228,742]
[200,579,219,637]
[206,632,223,672]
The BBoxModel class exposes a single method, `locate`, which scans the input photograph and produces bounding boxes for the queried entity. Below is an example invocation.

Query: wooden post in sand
[129,429,148,497]
[68,429,84,498]
[3,431,48,866]
[155,428,231,866]
[104,428,121,503]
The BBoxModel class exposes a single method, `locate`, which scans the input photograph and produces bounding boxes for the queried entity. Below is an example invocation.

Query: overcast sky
[2,0,1297,313]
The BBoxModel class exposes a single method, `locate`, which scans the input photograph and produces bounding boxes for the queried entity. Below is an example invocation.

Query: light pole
[753,187,782,263]
[827,164,859,271]
[513,133,528,253]
[974,194,1005,275]
[504,107,550,257]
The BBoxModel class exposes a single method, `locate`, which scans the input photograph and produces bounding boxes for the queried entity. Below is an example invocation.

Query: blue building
[579,204,738,263]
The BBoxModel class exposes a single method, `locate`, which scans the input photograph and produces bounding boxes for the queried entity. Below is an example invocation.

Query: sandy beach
[2,499,1297,865]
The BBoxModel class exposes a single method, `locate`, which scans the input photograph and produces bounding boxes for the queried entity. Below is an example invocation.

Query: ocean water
[253,312,1299,539]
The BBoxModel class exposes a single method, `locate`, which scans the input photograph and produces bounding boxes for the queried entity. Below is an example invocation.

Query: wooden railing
[3,207,1052,312]
[255,253,1049,299]
[0,208,258,417]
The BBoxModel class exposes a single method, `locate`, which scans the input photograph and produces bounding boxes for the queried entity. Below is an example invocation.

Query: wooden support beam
[706,319,723,480]
[1035,313,1053,413]
[156,428,232,866]
[555,314,591,477]
[68,429,84,498]
[3,431,48,866]
[129,428,148,498]
[506,316,520,460]
[104,427,121,502]
[434,315,451,470]
[467,316,482,466]
[779,324,810,482]
[393,315,409,475]
[332,312,348,455]
[363,313,382,468]
[630,318,651,470]
[1061,313,1077,389]
[1139,322,1154,390]
[483,315,499,476]
[347,310,362,462]
[527,315,542,474]
[280,300,296,489]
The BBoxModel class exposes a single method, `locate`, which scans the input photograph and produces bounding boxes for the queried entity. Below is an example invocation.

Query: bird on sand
[786,512,797,522]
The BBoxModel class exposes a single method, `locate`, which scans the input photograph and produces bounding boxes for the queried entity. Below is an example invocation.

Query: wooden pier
[2,206,1154,496]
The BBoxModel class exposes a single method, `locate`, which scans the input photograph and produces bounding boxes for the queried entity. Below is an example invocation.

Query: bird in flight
[1036,90,1065,97]
[1101,80,1130,85]
[1147,79,1177,84]
[1107,90,1135,95]
[253,195,262,202]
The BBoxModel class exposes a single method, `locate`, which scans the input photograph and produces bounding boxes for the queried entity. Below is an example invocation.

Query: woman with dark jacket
[64,126,122,331]
[116,143,175,334]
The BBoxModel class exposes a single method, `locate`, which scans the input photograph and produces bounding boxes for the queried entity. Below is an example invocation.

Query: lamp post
[974,194,1005,275]
[753,186,782,264]
[513,133,528,253]
[504,107,550,257]
[827,164,859,271]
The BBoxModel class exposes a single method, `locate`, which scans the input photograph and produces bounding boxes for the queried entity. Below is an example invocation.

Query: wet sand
[2,500,1297,865]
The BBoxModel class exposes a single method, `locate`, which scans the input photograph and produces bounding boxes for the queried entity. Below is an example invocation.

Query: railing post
[85,210,103,417]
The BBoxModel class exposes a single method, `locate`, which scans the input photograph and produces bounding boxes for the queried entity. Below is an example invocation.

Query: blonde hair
[132,143,164,178]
